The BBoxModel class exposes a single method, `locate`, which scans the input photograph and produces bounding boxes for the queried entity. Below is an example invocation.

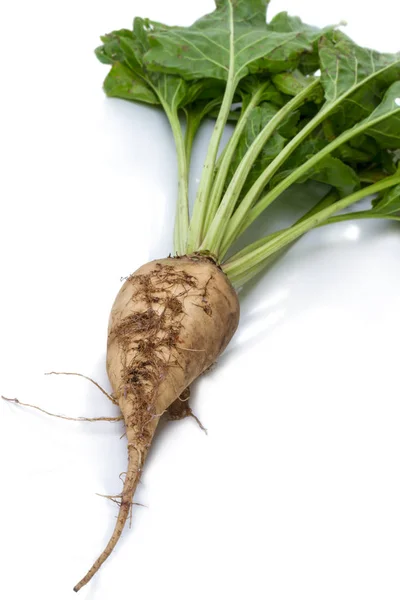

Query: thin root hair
[45,371,117,405]
[2,396,123,423]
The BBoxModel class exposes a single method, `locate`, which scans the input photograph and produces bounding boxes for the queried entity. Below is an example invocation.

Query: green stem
[184,111,200,165]
[184,98,222,164]
[246,109,398,231]
[220,60,400,256]
[202,82,270,232]
[185,79,237,252]
[186,3,237,253]
[214,142,228,173]
[223,175,400,284]
[219,106,328,256]
[224,102,400,253]
[203,79,321,257]
[225,189,338,263]
[164,107,189,255]
[322,211,400,225]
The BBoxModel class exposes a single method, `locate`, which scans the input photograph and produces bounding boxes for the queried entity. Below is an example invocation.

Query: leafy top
[319,31,400,104]
[143,1,323,82]
[95,20,211,112]
[95,1,400,280]
[204,0,270,27]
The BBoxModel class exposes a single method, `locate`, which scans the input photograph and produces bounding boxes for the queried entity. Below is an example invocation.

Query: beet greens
[96,0,400,285]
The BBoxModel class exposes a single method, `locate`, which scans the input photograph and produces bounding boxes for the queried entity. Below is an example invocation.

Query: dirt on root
[109,261,214,441]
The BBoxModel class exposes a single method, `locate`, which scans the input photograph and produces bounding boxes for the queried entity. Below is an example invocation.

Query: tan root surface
[73,255,239,591]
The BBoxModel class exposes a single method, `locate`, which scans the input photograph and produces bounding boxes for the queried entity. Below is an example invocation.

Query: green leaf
[119,21,204,111]
[96,19,211,112]
[96,3,400,270]
[96,28,160,105]
[271,70,325,119]
[95,29,136,65]
[363,83,400,149]
[314,33,400,146]
[103,62,159,104]
[272,70,317,97]
[303,156,360,196]
[350,134,380,154]
[372,184,400,214]
[358,168,394,184]
[318,32,400,128]
[265,81,400,203]
[273,138,360,196]
[319,126,395,173]
[335,143,374,163]
[319,31,400,104]
[268,12,329,40]
[238,77,285,108]
[224,63,400,251]
[143,0,323,83]
[276,110,301,138]
[328,86,383,133]
[268,12,335,77]
[192,79,226,100]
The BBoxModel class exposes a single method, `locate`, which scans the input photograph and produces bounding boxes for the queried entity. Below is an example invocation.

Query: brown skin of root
[73,255,239,592]
[73,428,150,592]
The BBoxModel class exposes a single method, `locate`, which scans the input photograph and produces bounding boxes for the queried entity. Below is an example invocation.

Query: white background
[1,1,399,599]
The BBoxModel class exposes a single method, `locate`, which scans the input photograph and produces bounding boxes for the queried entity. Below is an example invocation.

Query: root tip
[2,395,19,404]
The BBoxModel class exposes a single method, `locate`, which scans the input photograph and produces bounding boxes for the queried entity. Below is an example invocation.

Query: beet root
[73,255,239,591]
